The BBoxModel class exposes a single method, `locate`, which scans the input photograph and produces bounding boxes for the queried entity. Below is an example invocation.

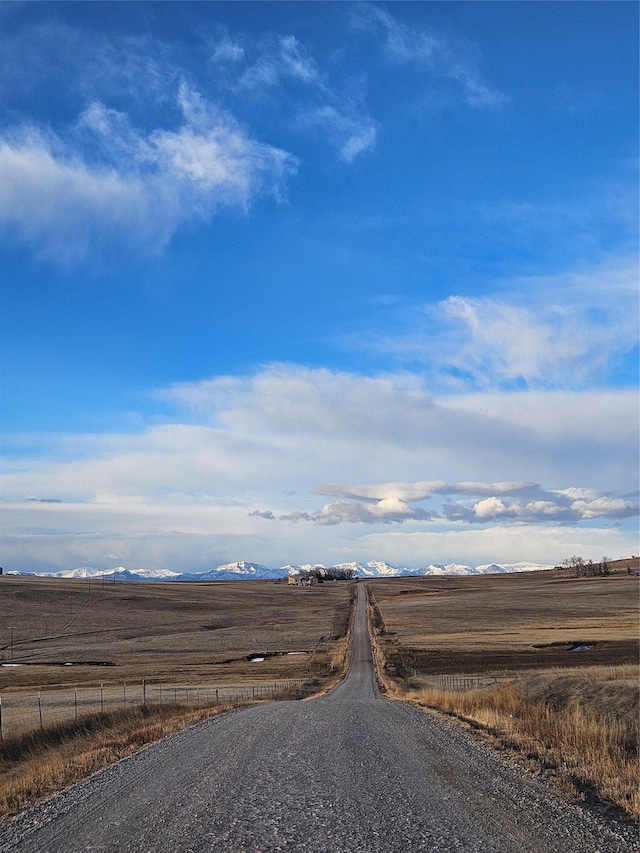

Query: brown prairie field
[0,575,355,693]
[368,569,639,675]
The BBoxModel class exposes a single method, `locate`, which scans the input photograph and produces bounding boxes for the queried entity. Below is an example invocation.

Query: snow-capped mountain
[177,561,287,581]
[46,566,181,581]
[334,561,413,577]
[24,559,553,581]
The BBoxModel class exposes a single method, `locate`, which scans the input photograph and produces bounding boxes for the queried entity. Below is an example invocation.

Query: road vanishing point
[0,585,636,852]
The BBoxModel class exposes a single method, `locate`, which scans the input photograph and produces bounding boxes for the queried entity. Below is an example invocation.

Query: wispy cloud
[0,84,297,260]
[0,19,180,117]
[351,3,508,109]
[207,26,376,161]
[0,15,378,263]
[232,34,323,90]
[295,105,377,163]
[351,257,639,390]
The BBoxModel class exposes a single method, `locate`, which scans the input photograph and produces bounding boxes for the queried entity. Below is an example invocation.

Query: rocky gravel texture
[0,587,637,852]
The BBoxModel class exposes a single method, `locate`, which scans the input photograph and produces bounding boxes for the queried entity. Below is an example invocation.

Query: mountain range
[16,560,554,581]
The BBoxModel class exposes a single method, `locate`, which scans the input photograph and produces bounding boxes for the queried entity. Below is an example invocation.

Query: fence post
[142,679,146,704]
[100,683,104,713]
[38,692,43,730]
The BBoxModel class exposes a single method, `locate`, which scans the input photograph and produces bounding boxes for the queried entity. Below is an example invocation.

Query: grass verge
[373,639,639,819]
[0,702,240,821]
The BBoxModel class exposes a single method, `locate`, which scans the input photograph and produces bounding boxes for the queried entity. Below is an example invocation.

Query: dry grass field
[0,575,355,692]
[368,570,638,674]
[367,570,640,819]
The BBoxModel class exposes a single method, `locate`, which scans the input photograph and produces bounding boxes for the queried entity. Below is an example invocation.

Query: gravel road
[0,585,636,852]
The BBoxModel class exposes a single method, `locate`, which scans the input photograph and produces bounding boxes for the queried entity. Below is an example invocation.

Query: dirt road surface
[0,586,636,852]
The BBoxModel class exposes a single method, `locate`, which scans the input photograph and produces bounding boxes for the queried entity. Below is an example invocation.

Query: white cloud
[353,257,639,390]
[272,476,638,528]
[315,481,446,502]
[210,39,245,65]
[0,86,297,260]
[3,497,636,573]
[569,495,638,520]
[277,497,436,526]
[2,365,636,571]
[472,496,508,519]
[0,132,156,260]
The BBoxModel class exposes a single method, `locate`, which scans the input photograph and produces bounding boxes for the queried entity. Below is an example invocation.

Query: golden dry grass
[0,701,246,820]
[367,572,640,819]
[402,669,639,819]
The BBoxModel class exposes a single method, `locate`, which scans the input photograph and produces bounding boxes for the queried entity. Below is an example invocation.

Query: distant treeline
[304,566,359,582]
[556,555,640,578]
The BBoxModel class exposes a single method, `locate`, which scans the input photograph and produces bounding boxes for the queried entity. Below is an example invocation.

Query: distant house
[287,573,317,586]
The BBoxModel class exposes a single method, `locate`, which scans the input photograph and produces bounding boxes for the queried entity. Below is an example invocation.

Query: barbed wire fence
[0,679,303,741]
[427,675,511,691]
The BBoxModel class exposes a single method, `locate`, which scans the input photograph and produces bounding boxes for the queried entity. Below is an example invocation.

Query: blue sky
[1,1,638,573]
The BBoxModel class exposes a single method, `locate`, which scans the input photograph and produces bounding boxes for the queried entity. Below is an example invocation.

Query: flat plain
[0,575,355,693]
[368,569,639,674]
